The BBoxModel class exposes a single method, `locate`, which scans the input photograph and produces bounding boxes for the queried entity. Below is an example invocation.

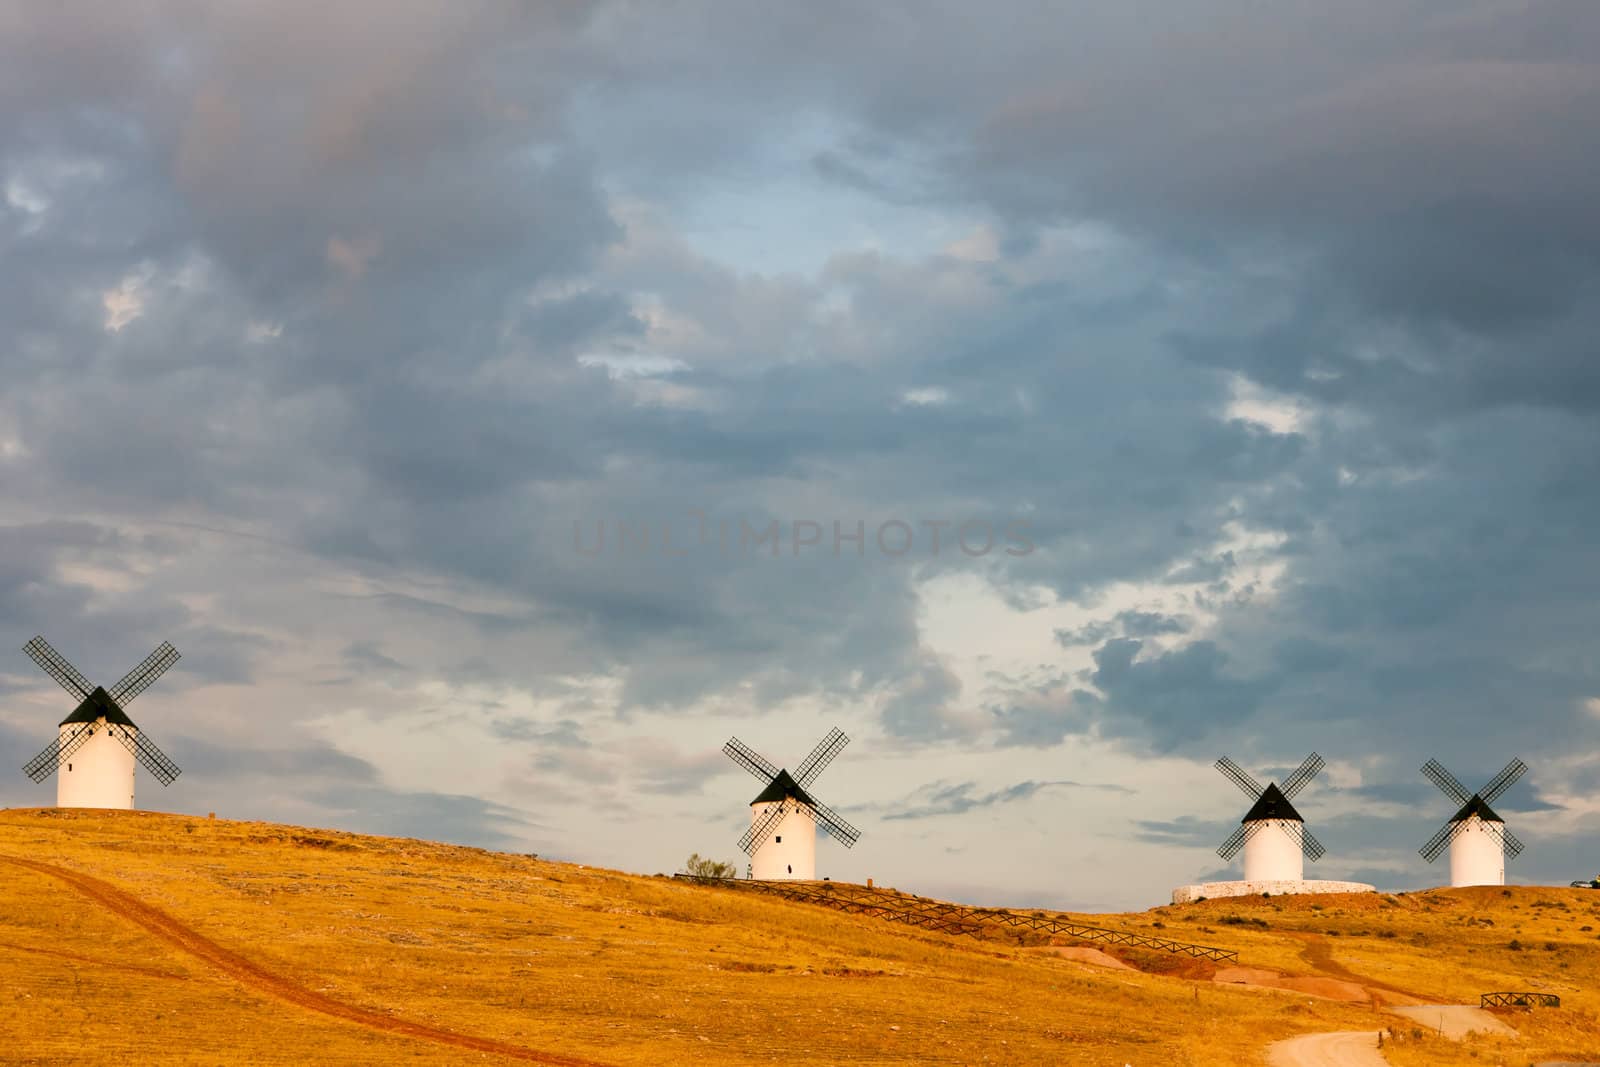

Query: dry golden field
[1,808,1596,1066]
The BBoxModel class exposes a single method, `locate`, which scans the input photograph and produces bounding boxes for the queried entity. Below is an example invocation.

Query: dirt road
[1266,1031,1389,1067]
[1390,1004,1517,1039]
[1,853,608,1067]
[1290,933,1426,1006]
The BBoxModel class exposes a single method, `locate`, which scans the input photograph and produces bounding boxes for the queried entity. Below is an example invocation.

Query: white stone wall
[56,721,137,809]
[1171,879,1377,904]
[749,801,817,880]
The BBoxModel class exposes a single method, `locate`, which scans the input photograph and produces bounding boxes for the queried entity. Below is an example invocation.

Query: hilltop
[1,808,1596,1065]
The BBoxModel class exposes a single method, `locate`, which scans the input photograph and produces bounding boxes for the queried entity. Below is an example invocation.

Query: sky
[1,1,1598,911]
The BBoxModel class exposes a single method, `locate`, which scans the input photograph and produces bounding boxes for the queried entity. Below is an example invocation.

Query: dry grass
[0,809,1595,1065]
[1148,889,1600,1065]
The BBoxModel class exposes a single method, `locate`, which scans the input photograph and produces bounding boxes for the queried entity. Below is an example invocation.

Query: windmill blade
[24,725,98,782]
[1215,756,1264,799]
[723,737,780,783]
[1479,757,1528,805]
[793,727,849,788]
[131,732,181,786]
[1294,823,1327,862]
[109,642,180,706]
[1280,752,1325,800]
[1474,819,1526,861]
[1419,819,1466,863]
[109,725,139,757]
[22,636,94,701]
[1434,814,1525,861]
[797,794,861,848]
[1421,759,1471,806]
[1216,823,1250,861]
[737,802,787,855]
[22,736,67,783]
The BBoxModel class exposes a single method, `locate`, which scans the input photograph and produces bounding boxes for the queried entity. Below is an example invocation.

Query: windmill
[1214,753,1327,883]
[1419,757,1527,887]
[722,727,861,880]
[19,636,183,809]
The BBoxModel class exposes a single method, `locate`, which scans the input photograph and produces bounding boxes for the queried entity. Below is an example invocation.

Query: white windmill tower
[722,728,861,880]
[1214,753,1327,882]
[19,636,183,809]
[1419,757,1528,887]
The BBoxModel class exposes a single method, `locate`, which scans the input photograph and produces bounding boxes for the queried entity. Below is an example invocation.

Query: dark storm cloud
[303,784,532,850]
[1133,816,1222,849]
[1086,639,1273,749]
[2,1,1598,900]
[164,734,379,783]
[1055,609,1190,647]
[878,655,969,741]
[494,717,589,749]
[0,716,47,806]
[341,641,410,677]
[3,0,1323,740]
[0,522,267,693]
[0,721,527,851]
[158,734,532,849]
[579,2,1600,412]
[884,778,1115,821]
[632,746,733,796]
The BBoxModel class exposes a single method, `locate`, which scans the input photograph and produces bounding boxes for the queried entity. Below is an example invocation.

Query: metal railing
[1480,991,1560,1009]
[675,876,1239,962]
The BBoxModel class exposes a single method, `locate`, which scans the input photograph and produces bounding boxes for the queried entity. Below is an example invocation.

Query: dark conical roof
[59,687,136,729]
[1451,794,1504,824]
[750,768,815,807]
[1242,782,1304,824]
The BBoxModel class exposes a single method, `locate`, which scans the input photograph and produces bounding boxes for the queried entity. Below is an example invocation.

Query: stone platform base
[1171,879,1377,904]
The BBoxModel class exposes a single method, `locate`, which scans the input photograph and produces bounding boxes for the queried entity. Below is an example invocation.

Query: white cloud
[1224,373,1308,435]
[944,225,999,262]
[898,386,950,407]
[102,273,148,332]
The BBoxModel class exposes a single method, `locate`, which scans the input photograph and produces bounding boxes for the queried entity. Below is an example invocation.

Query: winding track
[1,854,608,1067]
[1290,933,1424,1005]
[1268,934,1520,1065]
[1389,1004,1517,1039]
[1266,1032,1389,1067]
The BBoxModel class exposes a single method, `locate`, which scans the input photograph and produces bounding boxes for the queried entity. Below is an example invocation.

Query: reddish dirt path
[1,854,609,1067]
[1289,933,1428,1006]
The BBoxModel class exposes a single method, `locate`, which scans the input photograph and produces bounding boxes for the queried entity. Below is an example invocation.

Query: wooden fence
[1480,991,1560,1009]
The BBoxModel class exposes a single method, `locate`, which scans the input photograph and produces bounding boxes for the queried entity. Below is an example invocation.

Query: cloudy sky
[2,2,1597,910]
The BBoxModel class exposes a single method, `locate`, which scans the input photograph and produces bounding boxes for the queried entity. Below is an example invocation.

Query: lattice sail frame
[17,637,184,786]
[1280,753,1326,800]
[1219,817,1327,863]
[1214,752,1327,862]
[110,642,181,706]
[23,636,93,701]
[1418,757,1528,863]
[724,728,861,857]
[794,727,848,787]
